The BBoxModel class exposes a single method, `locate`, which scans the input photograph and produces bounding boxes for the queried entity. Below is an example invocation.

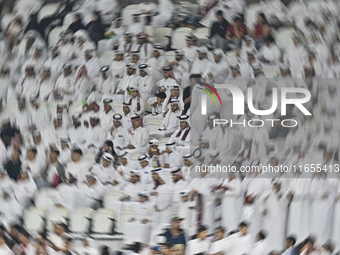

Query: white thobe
[39,79,55,101]
[59,42,74,62]
[183,46,199,63]
[205,59,230,84]
[225,232,253,255]
[172,179,189,208]
[86,124,107,149]
[122,112,134,130]
[191,58,213,74]
[135,75,156,102]
[30,106,51,130]
[80,181,107,208]
[14,110,33,135]
[221,178,243,232]
[156,77,177,95]
[258,43,281,65]
[118,42,136,56]
[150,110,181,140]
[110,125,129,152]
[14,179,37,208]
[138,165,153,187]
[44,55,64,81]
[128,22,145,36]
[251,240,270,255]
[0,197,22,229]
[287,177,311,242]
[125,201,154,244]
[115,74,137,103]
[132,43,153,63]
[66,160,90,183]
[0,244,13,255]
[146,56,169,82]
[153,183,173,224]
[169,127,191,147]
[126,127,149,155]
[91,164,116,184]
[129,96,145,116]
[122,181,145,202]
[263,191,289,251]
[309,177,336,246]
[42,125,68,147]
[160,150,183,169]
[152,0,175,29]
[97,0,119,24]
[15,76,39,99]
[186,239,210,255]
[99,110,115,132]
[84,57,101,79]
[68,125,88,149]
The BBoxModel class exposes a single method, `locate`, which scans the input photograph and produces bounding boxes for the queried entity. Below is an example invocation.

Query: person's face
[140,160,148,168]
[183,159,191,166]
[102,158,110,167]
[132,54,139,62]
[175,54,183,61]
[216,15,223,23]
[186,39,194,46]
[215,229,224,240]
[264,40,271,46]
[134,16,140,23]
[171,89,179,97]
[214,54,221,62]
[92,13,99,21]
[172,219,181,229]
[101,72,107,80]
[61,38,69,45]
[198,230,207,240]
[254,69,262,77]
[0,236,4,245]
[125,36,132,43]
[33,49,42,58]
[73,15,79,22]
[231,69,239,78]
[116,54,123,61]
[71,151,81,162]
[115,20,121,28]
[180,121,188,130]
[154,50,160,58]
[49,152,58,162]
[239,225,248,235]
[90,119,99,127]
[103,144,110,151]
[171,103,179,112]
[113,120,121,128]
[181,196,188,202]
[140,69,147,77]
[27,150,36,160]
[163,72,170,79]
[172,174,180,183]
[127,67,135,76]
[63,68,71,76]
[104,104,112,112]
[257,15,264,24]
[133,118,141,128]
[169,247,181,255]
[139,196,147,203]
[131,90,139,98]
[198,52,206,60]
[123,106,130,114]
[120,157,127,165]
[130,173,138,183]
[87,177,96,185]
[157,97,165,104]
[152,172,159,181]
[269,157,277,166]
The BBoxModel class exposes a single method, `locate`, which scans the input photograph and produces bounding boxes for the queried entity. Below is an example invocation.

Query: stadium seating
[37,3,59,23]
[48,26,64,47]
[68,207,94,237]
[154,28,172,48]
[244,3,262,29]
[99,51,116,66]
[193,27,210,46]
[23,207,46,235]
[90,208,117,236]
[46,207,70,231]
[34,188,60,210]
[274,27,295,50]
[122,5,139,26]
[145,123,161,132]
[171,30,191,50]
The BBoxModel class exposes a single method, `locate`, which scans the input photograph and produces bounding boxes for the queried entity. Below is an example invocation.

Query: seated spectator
[251,12,271,49]
[4,148,22,181]
[162,217,186,246]
[226,16,247,50]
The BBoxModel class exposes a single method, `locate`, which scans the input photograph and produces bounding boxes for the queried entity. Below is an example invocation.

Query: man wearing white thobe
[125,191,154,244]
[224,222,253,255]
[68,113,87,151]
[186,226,210,255]
[263,182,289,251]
[191,47,213,74]
[135,64,156,102]
[146,46,169,82]
[99,99,115,132]
[150,168,173,224]
[65,147,90,183]
[169,115,191,147]
[126,115,149,155]
[85,115,107,152]
[159,142,183,169]
[121,170,145,202]
[150,100,181,141]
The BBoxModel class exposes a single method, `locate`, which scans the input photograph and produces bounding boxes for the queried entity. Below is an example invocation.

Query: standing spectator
[4,148,22,181]
[85,11,105,46]
[210,10,229,51]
